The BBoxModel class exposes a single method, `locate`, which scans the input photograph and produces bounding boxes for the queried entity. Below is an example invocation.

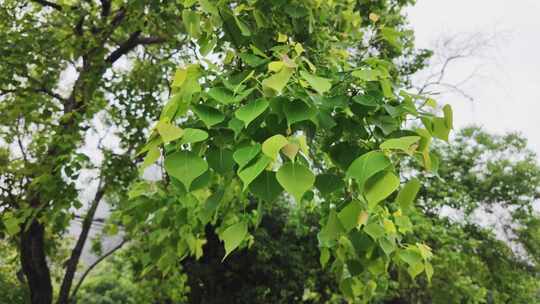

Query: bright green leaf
[347,151,391,191]
[234,98,269,127]
[220,221,248,260]
[262,67,294,94]
[164,151,208,190]
[262,134,288,160]
[180,128,208,144]
[193,104,225,127]
[380,136,421,155]
[233,144,261,170]
[396,178,421,210]
[276,162,315,202]
[299,70,332,95]
[238,155,271,190]
[365,171,400,206]
[156,121,184,143]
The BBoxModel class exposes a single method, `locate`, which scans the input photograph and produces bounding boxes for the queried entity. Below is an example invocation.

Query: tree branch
[57,175,107,304]
[69,239,127,301]
[105,31,166,64]
[29,0,63,11]
[99,0,111,18]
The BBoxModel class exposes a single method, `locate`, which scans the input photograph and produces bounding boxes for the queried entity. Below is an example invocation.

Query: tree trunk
[20,220,53,304]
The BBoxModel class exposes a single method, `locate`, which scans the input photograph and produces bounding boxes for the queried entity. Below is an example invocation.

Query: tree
[121,1,452,303]
[384,127,540,303]
[0,1,451,303]
[78,127,540,303]
[0,1,187,303]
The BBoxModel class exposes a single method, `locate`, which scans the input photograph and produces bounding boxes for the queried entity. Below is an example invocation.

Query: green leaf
[228,118,244,138]
[337,200,362,232]
[207,148,235,174]
[443,104,453,129]
[379,78,394,99]
[282,100,318,126]
[235,98,269,127]
[262,134,288,160]
[396,178,421,210]
[320,248,330,268]
[318,210,345,247]
[239,53,268,67]
[432,117,450,141]
[364,222,385,240]
[425,262,434,282]
[379,236,396,255]
[140,146,160,171]
[164,151,208,190]
[276,162,315,202]
[234,16,251,36]
[193,104,225,128]
[399,248,423,266]
[3,214,20,235]
[233,144,261,170]
[347,151,391,191]
[207,87,236,104]
[180,128,208,144]
[249,171,283,202]
[351,69,381,81]
[220,220,248,260]
[238,155,271,190]
[365,171,400,206]
[299,70,332,95]
[380,136,421,155]
[182,9,201,38]
[156,121,184,143]
[262,67,294,94]
[199,190,224,225]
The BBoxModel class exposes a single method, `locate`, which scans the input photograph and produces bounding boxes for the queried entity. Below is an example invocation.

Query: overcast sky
[408,0,540,155]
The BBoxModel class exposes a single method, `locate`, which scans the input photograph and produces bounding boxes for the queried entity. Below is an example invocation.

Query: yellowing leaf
[156,121,184,143]
[262,134,289,160]
[262,67,294,94]
[369,13,380,22]
[268,61,284,72]
[277,32,288,42]
[380,136,421,155]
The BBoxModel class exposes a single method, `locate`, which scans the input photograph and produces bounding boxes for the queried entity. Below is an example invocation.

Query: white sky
[408,0,540,156]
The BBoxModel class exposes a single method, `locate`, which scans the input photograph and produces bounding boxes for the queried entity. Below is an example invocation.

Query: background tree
[0,1,188,303]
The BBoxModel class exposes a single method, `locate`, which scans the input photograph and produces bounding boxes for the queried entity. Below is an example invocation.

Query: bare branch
[106,31,166,64]
[57,174,108,304]
[29,0,63,11]
[69,239,127,301]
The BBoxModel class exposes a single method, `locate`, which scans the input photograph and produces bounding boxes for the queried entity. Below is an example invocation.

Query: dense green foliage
[0,0,468,303]
[74,128,540,303]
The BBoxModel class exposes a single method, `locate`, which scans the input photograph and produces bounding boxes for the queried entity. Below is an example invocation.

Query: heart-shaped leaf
[276,162,315,202]
[300,70,331,95]
[193,104,225,127]
[233,144,261,170]
[347,151,391,191]
[249,170,283,202]
[164,151,208,190]
[220,220,248,260]
[262,134,288,160]
[238,155,271,190]
[235,98,269,127]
